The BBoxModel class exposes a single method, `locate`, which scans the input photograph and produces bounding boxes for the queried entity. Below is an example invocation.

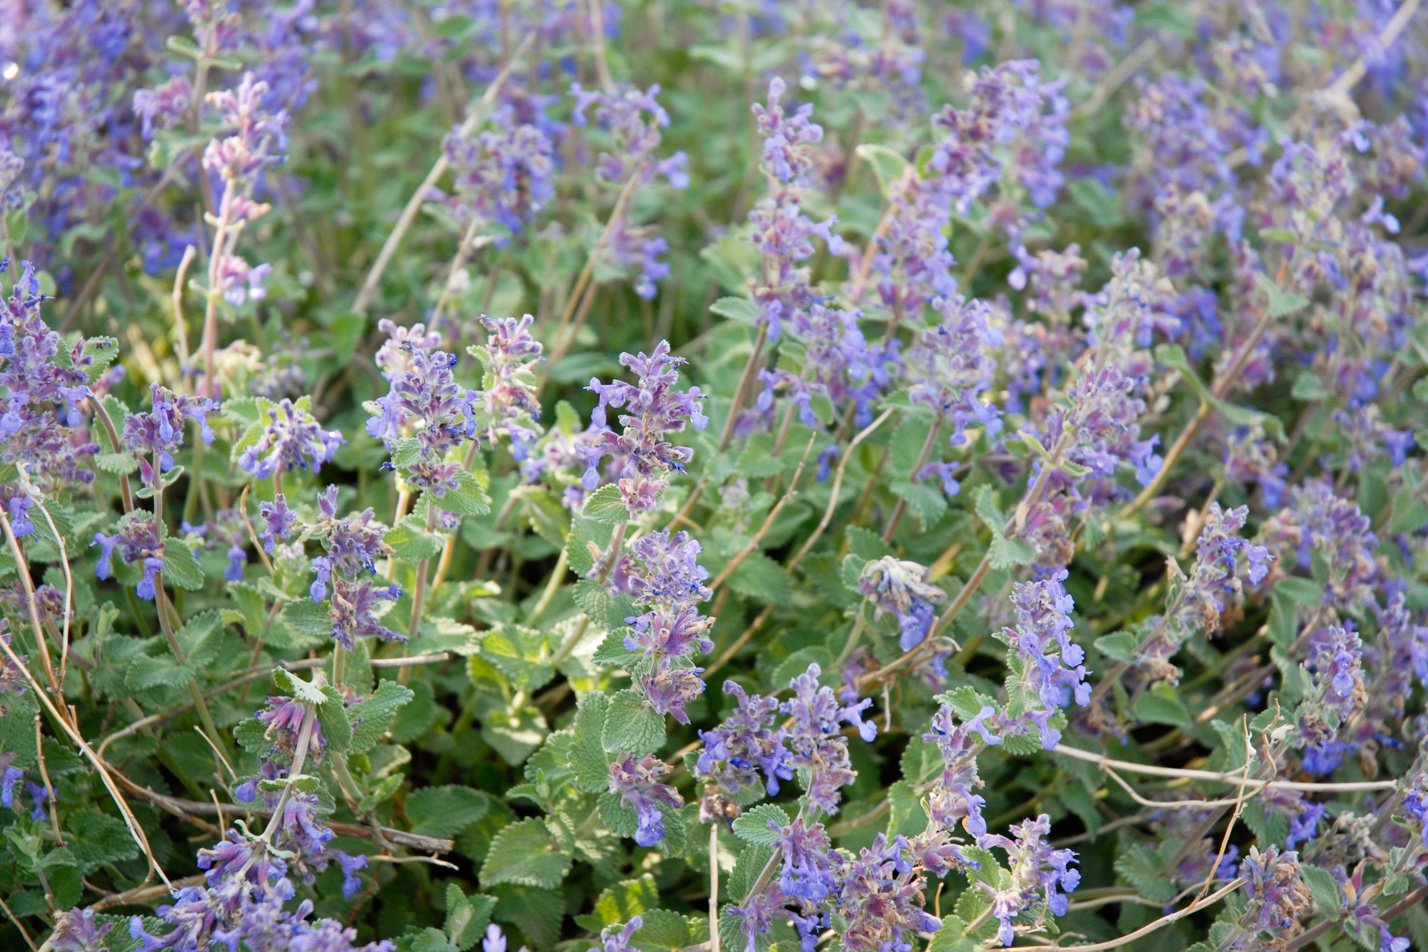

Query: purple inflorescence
[583,341,707,514]
[608,753,682,847]
[998,568,1089,748]
[238,399,344,480]
[858,556,946,651]
[367,322,480,496]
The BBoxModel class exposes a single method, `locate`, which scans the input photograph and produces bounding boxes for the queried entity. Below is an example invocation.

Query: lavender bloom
[569,83,685,299]
[335,851,367,900]
[1187,504,1272,619]
[772,817,835,901]
[608,528,715,721]
[905,296,1004,455]
[570,83,685,187]
[834,834,941,952]
[756,300,881,431]
[997,569,1088,748]
[751,77,823,186]
[257,695,327,765]
[728,883,809,952]
[305,486,402,650]
[474,315,543,448]
[133,75,191,139]
[1306,624,1366,719]
[695,681,792,797]
[124,383,218,475]
[325,577,402,651]
[0,634,26,701]
[924,704,998,839]
[92,513,167,600]
[583,342,707,514]
[0,260,98,488]
[1404,772,1428,849]
[979,815,1080,946]
[237,399,344,480]
[782,664,875,814]
[611,530,710,608]
[1261,480,1379,610]
[1,756,23,809]
[439,106,556,237]
[259,493,297,553]
[608,754,682,847]
[1237,846,1312,937]
[202,72,288,309]
[50,907,115,951]
[367,326,479,495]
[858,557,946,651]
[590,917,643,952]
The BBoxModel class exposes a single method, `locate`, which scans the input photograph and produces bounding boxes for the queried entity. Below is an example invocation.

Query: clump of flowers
[583,341,707,514]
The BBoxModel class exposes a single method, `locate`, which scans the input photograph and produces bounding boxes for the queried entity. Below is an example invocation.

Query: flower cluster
[697,664,873,814]
[583,341,707,514]
[473,314,543,449]
[858,556,946,651]
[237,398,344,481]
[201,72,288,308]
[0,259,97,498]
[92,513,168,601]
[980,815,1080,946]
[124,383,218,479]
[439,105,556,238]
[996,569,1088,748]
[608,753,682,847]
[611,529,714,721]
[367,323,479,496]
[305,486,402,650]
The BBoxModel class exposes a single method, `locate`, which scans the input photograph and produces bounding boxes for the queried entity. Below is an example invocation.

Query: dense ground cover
[1,1,1427,949]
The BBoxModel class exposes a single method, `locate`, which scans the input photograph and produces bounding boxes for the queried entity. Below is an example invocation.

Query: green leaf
[282,599,335,644]
[582,484,627,524]
[348,680,414,753]
[481,705,548,766]
[1114,843,1176,903]
[572,578,635,632]
[273,667,328,705]
[890,480,948,530]
[988,533,1035,570]
[407,927,460,952]
[1290,372,1331,402]
[444,885,496,950]
[602,690,665,755]
[479,818,572,889]
[585,874,659,928]
[1275,576,1324,606]
[1300,863,1342,916]
[572,693,614,792]
[925,917,979,952]
[391,437,424,469]
[386,515,444,561]
[972,485,1006,530]
[710,296,761,327]
[161,538,205,591]
[730,804,790,847]
[95,451,139,474]
[405,786,491,838]
[1093,631,1140,663]
[725,550,792,604]
[1257,273,1311,318]
[854,143,911,198]
[435,469,492,517]
[316,685,352,754]
[1132,685,1193,729]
